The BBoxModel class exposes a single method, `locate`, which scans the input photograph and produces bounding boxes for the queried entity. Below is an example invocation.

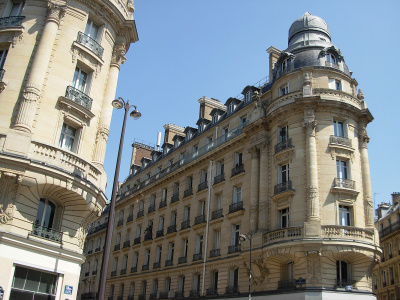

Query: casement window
[222,127,229,137]
[212,271,218,289]
[336,260,351,287]
[228,102,235,114]
[200,169,208,183]
[279,207,289,228]
[144,249,150,266]
[193,274,201,292]
[125,230,130,243]
[59,123,77,152]
[216,160,224,176]
[150,195,156,207]
[339,205,351,226]
[141,281,147,295]
[231,224,240,246]
[278,125,288,143]
[122,255,128,270]
[158,216,164,231]
[152,280,158,295]
[212,113,219,124]
[234,152,243,167]
[7,1,25,16]
[115,233,121,246]
[112,257,118,272]
[333,120,345,137]
[178,276,185,293]
[183,239,189,258]
[170,211,177,226]
[165,278,171,293]
[187,176,193,190]
[206,136,213,149]
[214,230,221,250]
[155,246,162,263]
[229,268,239,288]
[173,182,179,195]
[245,90,252,103]
[132,252,138,268]
[184,206,190,221]
[329,78,342,91]
[326,53,337,64]
[233,186,242,204]
[167,242,174,261]
[84,19,99,40]
[93,260,98,272]
[97,237,102,249]
[279,83,289,96]
[240,115,247,128]
[139,200,144,211]
[192,145,199,158]
[216,193,222,209]
[199,201,205,216]
[119,210,124,222]
[389,243,393,258]
[72,67,88,93]
[382,270,387,287]
[86,262,90,273]
[35,198,57,229]
[281,58,290,72]
[286,262,294,281]
[129,283,135,298]
[195,235,203,254]
[0,50,8,69]
[135,225,141,238]
[336,160,348,179]
[278,164,289,184]
[161,189,167,202]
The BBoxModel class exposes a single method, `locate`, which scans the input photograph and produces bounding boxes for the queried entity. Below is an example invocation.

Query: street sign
[64,285,73,295]
[0,286,4,300]
[296,277,306,285]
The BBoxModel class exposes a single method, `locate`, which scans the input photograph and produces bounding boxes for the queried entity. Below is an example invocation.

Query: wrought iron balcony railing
[225,286,239,294]
[148,204,156,213]
[275,138,292,153]
[165,259,173,267]
[206,288,218,296]
[127,214,134,223]
[184,188,193,197]
[175,292,184,299]
[153,262,160,269]
[209,249,220,258]
[189,290,200,297]
[0,69,4,82]
[167,225,177,234]
[130,266,137,273]
[31,223,62,242]
[231,164,244,177]
[117,218,123,227]
[198,181,208,192]
[325,61,339,68]
[142,264,149,271]
[229,201,243,214]
[76,32,104,58]
[334,178,355,189]
[120,269,127,275]
[194,215,206,225]
[181,220,191,230]
[114,244,120,251]
[278,279,296,289]
[214,173,225,185]
[274,181,293,195]
[92,270,97,275]
[95,247,100,252]
[193,253,202,261]
[171,193,179,204]
[123,240,130,248]
[144,232,152,241]
[228,244,241,254]
[137,209,144,218]
[138,294,146,300]
[65,85,93,110]
[159,199,167,209]
[211,209,223,220]
[178,256,187,264]
[330,135,352,147]
[379,221,400,239]
[110,271,117,277]
[156,229,164,238]
[133,237,141,245]
[0,16,25,28]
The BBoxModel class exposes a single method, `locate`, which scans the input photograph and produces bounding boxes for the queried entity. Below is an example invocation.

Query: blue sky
[104,0,400,209]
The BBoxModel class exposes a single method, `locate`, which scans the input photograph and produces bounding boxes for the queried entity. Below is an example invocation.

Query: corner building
[103,13,380,300]
[0,0,137,299]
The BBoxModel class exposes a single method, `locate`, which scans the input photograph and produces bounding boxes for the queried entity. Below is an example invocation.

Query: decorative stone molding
[307,186,319,220]
[243,256,270,285]
[302,72,312,96]
[71,45,103,76]
[306,252,321,284]
[319,45,343,61]
[14,83,41,132]
[47,0,67,26]
[0,172,22,225]
[127,0,135,13]
[357,89,365,100]
[111,43,127,68]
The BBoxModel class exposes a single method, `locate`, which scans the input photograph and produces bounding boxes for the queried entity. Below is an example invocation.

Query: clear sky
[104,0,400,209]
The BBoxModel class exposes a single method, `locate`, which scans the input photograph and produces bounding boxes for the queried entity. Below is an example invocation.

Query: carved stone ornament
[70,46,102,77]
[47,1,67,26]
[319,46,344,61]
[111,44,127,68]
[306,252,321,284]
[359,127,370,149]
[243,256,270,285]
[0,172,22,225]
[357,89,365,100]
[127,0,135,13]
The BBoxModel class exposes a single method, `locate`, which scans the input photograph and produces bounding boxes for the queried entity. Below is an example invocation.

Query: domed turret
[289,12,331,43]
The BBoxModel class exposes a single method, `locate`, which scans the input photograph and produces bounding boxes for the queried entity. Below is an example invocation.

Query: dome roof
[289,12,330,43]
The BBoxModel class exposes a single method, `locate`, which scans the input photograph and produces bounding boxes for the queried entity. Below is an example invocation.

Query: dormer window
[279,83,289,97]
[228,102,235,114]
[245,91,252,103]
[186,132,192,141]
[326,53,337,65]
[212,113,219,124]
[281,58,290,73]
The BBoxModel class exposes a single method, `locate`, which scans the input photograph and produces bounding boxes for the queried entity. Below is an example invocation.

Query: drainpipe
[202,160,213,296]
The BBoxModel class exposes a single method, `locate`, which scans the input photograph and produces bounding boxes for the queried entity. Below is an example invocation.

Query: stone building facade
[373,193,400,300]
[81,12,380,300]
[0,0,137,299]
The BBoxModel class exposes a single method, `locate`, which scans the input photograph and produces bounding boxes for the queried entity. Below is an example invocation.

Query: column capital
[248,145,260,159]
[111,44,127,69]
[359,129,370,149]
[47,0,67,26]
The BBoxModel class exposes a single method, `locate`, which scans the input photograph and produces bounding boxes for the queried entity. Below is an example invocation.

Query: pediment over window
[320,46,344,61]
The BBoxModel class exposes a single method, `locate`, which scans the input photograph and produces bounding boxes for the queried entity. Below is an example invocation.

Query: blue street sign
[64,285,73,295]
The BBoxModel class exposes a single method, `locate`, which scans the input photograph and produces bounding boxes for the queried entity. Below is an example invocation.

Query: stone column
[14,1,66,132]
[303,108,320,221]
[258,141,269,231]
[359,124,374,227]
[92,44,126,166]
[249,145,260,233]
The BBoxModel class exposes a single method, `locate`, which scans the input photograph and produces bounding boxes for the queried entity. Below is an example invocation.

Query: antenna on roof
[156,132,161,151]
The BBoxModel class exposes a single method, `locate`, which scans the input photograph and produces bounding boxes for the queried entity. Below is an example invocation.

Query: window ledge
[72,41,104,66]
[0,25,24,36]
[58,96,95,120]
[273,146,295,163]
[330,186,359,197]
[272,189,295,202]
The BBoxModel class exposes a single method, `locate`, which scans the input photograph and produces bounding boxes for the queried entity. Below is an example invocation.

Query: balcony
[214,173,225,185]
[379,221,400,239]
[148,204,156,214]
[85,272,89,277]
[167,225,177,234]
[336,279,355,288]
[159,199,167,209]
[225,286,239,295]
[144,232,153,241]
[65,85,93,110]
[275,138,292,153]
[95,247,101,252]
[0,16,25,28]
[137,209,144,218]
[184,188,193,198]
[228,244,241,254]
[153,262,161,269]
[130,266,137,273]
[138,294,146,300]
[117,219,123,227]
[278,280,296,289]
[198,181,208,192]
[110,271,117,277]
[333,178,355,190]
[231,164,244,177]
[82,292,96,299]
[206,288,218,296]
[123,240,130,249]
[127,214,134,223]
[156,229,164,238]
[142,264,149,271]
[330,135,352,148]
[322,225,374,243]
[133,237,141,245]
[193,253,202,261]
[92,270,97,275]
[274,181,294,195]
[0,69,4,82]
[194,215,206,225]
[31,223,62,243]
[209,249,220,258]
[178,256,187,264]
[189,290,200,298]
[76,31,104,58]
[175,292,184,299]
[87,222,107,236]
[114,244,120,251]
[325,61,339,69]
[87,249,93,254]
[171,193,179,204]
[165,259,173,267]
[229,201,243,214]
[120,269,127,275]
[181,220,191,230]
[211,209,223,220]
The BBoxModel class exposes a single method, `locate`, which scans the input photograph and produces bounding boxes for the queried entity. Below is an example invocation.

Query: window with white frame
[228,102,235,114]
[129,283,135,297]
[231,224,240,246]
[281,58,290,73]
[115,233,121,246]
[152,280,158,295]
[339,205,351,226]
[165,278,171,293]
[211,270,218,290]
[329,78,342,91]
[326,53,337,64]
[84,19,99,40]
[132,252,138,268]
[279,207,289,228]
[239,115,247,128]
[192,145,199,158]
[279,83,289,96]
[184,206,190,222]
[336,159,348,180]
[150,194,156,207]
[278,163,289,184]
[193,274,200,292]
[161,188,167,202]
[72,67,89,93]
[206,136,213,150]
[278,125,288,143]
[155,245,162,263]
[178,276,185,293]
[212,113,219,124]
[139,200,144,211]
[333,120,345,137]
[195,234,203,254]
[233,186,241,204]
[122,255,128,270]
[234,152,243,167]
[245,90,252,103]
[59,123,77,152]
[135,225,141,238]
[112,257,118,272]
[214,229,221,250]
[336,260,351,287]
[7,1,25,16]
[199,200,205,216]
[141,281,147,295]
[0,49,8,70]
[35,198,57,229]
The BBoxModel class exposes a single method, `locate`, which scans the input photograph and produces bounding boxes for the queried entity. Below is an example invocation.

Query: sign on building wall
[64,285,73,295]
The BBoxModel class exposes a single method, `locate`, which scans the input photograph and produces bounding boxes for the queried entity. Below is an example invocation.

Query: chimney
[392,192,400,206]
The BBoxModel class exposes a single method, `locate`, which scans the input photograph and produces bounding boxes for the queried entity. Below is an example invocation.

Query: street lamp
[239,233,253,300]
[97,97,141,300]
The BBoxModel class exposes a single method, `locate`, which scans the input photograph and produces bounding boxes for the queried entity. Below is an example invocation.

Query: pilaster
[248,145,260,233]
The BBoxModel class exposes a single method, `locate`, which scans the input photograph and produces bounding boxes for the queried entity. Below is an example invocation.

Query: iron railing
[31,223,62,242]
[127,214,134,223]
[117,219,123,227]
[189,290,200,297]
[110,271,117,277]
[274,181,293,195]
[214,173,225,185]
[193,253,202,261]
[181,220,190,230]
[336,279,355,288]
[231,164,244,177]
[278,279,296,289]
[178,256,187,264]
[206,288,218,296]
[211,208,223,220]
[275,138,292,153]
[165,259,173,266]
[114,244,120,251]
[76,31,104,58]
[209,249,220,258]
[171,193,179,204]
[120,269,127,275]
[198,181,208,192]
[229,201,243,214]
[184,188,193,197]
[228,244,241,254]
[153,262,160,269]
[133,237,141,245]
[130,266,137,273]
[0,16,25,27]
[194,215,206,225]
[156,229,164,238]
[148,204,156,213]
[167,225,177,234]
[65,85,93,110]
[123,240,130,248]
[325,61,339,68]
[159,199,167,209]
[137,209,144,218]
[225,286,239,294]
[142,264,149,271]
[379,221,400,239]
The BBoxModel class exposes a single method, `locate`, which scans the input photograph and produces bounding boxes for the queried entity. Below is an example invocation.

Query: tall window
[214,230,221,250]
[158,216,164,231]
[0,50,8,69]
[129,283,135,298]
[170,211,177,226]
[112,257,118,272]
[231,224,240,246]
[278,164,289,184]
[122,255,128,271]
[281,58,289,72]
[329,78,342,91]
[233,186,242,204]
[278,125,288,143]
[279,207,289,228]
[336,160,348,179]
[9,1,25,16]
[132,252,138,268]
[326,53,336,64]
[193,274,200,292]
[336,260,350,287]
[35,198,56,229]
[229,268,239,288]
[333,120,344,137]
[144,249,150,266]
[212,271,218,290]
[167,242,174,261]
[136,225,141,238]
[183,239,189,258]
[279,84,289,96]
[339,205,351,226]
[195,235,203,255]
[200,169,207,183]
[234,152,243,167]
[245,90,252,103]
[184,206,190,221]
[72,67,88,92]
[59,123,77,152]
[216,194,222,210]
[84,19,99,39]
[216,160,224,176]
[178,276,185,293]
[155,246,162,263]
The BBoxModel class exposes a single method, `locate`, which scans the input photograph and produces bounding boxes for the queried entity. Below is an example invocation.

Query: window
[136,225,141,238]
[183,239,189,258]
[8,1,25,16]
[162,188,167,201]
[336,160,348,179]
[211,271,218,290]
[165,278,171,293]
[206,136,213,150]
[170,211,177,226]
[279,207,289,228]
[178,276,185,293]
[139,200,144,212]
[233,186,242,204]
[214,230,221,250]
[158,216,164,231]
[339,205,350,226]
[234,152,243,167]
[150,194,156,208]
[333,120,344,137]
[187,176,193,190]
[155,246,162,263]
[184,206,190,221]
[132,252,138,268]
[231,224,240,246]
[389,243,393,258]
[326,53,336,64]
[382,270,387,287]
[286,262,294,281]
[72,67,88,92]
[281,58,290,72]
[229,268,239,289]
[35,198,56,229]
[245,90,252,103]
[85,19,99,40]
[115,233,121,246]
[195,235,203,255]
[212,113,219,124]
[112,257,118,272]
[0,49,8,69]
[278,125,288,143]
[93,259,98,272]
[122,255,128,271]
[278,164,289,184]
[152,280,158,296]
[144,249,150,266]
[336,260,351,287]
[129,283,135,298]
[193,274,201,292]
[329,78,342,91]
[200,169,208,184]
[192,145,199,158]
[216,160,224,176]
[216,194,222,210]
[199,201,205,216]
[279,83,289,96]
[141,281,147,296]
[239,115,247,128]
[228,102,235,114]
[167,242,174,261]
[59,123,77,152]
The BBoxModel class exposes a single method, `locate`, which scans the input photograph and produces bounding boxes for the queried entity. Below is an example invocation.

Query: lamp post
[97,97,141,300]
[239,233,253,300]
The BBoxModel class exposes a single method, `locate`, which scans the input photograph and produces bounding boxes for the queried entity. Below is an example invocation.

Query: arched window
[35,198,56,228]
[336,260,351,287]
